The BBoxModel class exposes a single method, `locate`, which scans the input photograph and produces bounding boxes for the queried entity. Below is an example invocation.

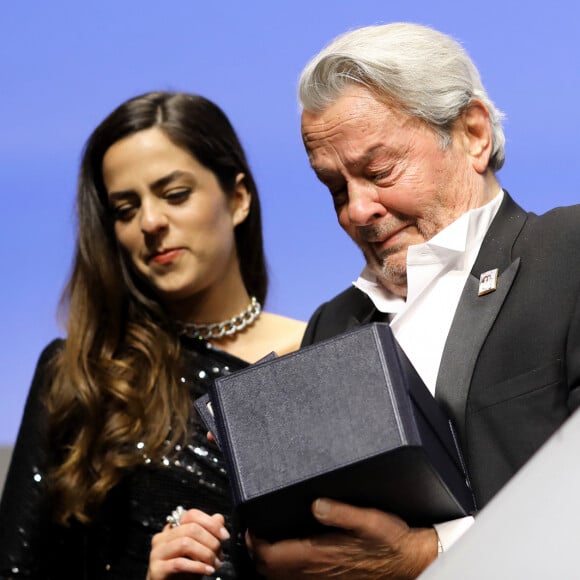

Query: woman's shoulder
[25,338,65,398]
[29,338,66,381]
[257,312,307,356]
[38,338,66,362]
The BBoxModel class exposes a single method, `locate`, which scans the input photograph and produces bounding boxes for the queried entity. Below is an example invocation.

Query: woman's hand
[147,508,230,579]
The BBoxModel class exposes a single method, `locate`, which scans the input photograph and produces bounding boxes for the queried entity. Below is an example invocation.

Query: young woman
[0,91,305,579]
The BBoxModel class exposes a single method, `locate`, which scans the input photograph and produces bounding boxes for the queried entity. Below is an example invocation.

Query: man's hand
[247,498,438,579]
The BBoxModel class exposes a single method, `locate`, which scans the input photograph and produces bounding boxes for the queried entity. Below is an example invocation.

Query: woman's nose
[140,200,168,234]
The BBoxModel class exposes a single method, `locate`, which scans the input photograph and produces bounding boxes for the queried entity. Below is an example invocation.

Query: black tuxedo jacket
[302,193,580,508]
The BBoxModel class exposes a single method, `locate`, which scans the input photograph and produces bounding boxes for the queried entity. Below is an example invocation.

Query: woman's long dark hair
[47,92,268,524]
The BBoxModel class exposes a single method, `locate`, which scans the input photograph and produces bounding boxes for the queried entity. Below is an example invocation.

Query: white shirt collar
[353,189,504,313]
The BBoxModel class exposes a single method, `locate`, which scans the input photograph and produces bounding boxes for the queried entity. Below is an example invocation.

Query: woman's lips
[149,248,183,265]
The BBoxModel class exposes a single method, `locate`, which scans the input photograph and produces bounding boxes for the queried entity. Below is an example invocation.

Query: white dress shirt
[352,189,504,551]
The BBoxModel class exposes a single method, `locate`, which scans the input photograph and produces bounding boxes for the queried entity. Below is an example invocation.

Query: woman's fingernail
[219,527,230,540]
[205,565,216,574]
[214,557,223,568]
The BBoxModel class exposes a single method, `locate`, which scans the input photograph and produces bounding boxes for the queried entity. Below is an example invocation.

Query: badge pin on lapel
[478,268,499,296]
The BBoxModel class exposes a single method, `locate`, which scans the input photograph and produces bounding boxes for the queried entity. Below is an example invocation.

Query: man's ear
[461,100,493,174]
[231,173,251,226]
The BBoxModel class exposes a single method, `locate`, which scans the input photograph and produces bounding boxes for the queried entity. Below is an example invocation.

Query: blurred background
[1,0,578,464]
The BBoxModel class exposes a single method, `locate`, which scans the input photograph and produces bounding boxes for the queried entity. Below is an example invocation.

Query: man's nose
[346,185,387,226]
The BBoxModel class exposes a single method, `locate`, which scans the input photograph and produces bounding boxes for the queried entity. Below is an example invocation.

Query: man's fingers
[312,498,407,540]
[251,535,305,567]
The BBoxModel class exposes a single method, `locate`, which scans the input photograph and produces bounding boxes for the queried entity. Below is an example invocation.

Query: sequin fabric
[0,338,260,579]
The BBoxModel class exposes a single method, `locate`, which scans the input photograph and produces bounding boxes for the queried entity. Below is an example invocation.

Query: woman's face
[102,127,250,310]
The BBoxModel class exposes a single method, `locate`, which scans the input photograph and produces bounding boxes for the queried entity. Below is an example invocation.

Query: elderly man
[249,22,580,579]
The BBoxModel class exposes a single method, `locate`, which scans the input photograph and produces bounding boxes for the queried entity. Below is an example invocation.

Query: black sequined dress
[0,337,261,579]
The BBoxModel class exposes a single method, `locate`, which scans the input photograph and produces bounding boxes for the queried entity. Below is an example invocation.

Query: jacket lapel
[345,291,384,330]
[435,193,527,439]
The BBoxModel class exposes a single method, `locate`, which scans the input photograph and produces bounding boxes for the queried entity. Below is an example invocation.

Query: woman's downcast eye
[110,188,192,222]
[112,203,138,222]
[164,188,191,203]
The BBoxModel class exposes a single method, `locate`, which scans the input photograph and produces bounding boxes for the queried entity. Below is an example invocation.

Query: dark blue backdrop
[1,1,578,444]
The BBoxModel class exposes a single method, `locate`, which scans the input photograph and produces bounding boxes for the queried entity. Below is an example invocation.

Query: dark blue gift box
[196,323,475,540]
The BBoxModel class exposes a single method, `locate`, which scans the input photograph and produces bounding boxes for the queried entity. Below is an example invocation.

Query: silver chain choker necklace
[175,296,262,341]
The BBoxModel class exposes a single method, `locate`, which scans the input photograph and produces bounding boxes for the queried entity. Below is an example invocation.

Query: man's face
[301,85,485,297]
